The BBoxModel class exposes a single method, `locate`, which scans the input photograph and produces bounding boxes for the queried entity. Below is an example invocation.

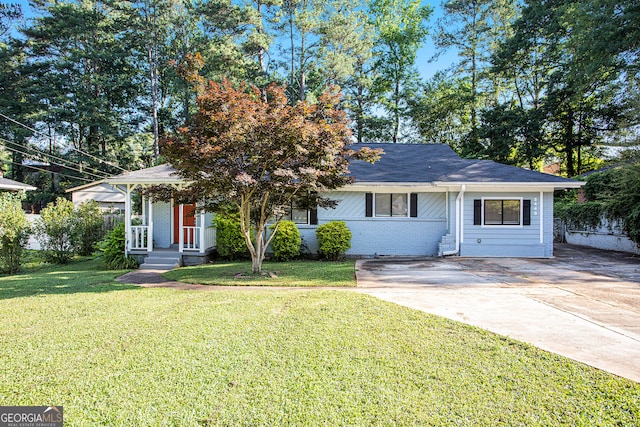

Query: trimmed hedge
[270,220,301,261]
[316,221,352,260]
[213,213,250,260]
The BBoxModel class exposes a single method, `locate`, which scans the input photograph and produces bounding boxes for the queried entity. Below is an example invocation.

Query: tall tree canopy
[160,79,381,273]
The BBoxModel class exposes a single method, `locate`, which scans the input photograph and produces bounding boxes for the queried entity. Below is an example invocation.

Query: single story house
[66,180,125,212]
[107,144,583,266]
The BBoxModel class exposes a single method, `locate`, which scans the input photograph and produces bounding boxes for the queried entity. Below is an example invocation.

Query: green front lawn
[1,258,639,426]
[163,259,356,287]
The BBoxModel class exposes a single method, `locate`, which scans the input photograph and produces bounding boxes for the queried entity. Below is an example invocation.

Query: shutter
[474,199,482,225]
[309,207,318,225]
[523,199,531,226]
[410,193,418,217]
[365,193,373,217]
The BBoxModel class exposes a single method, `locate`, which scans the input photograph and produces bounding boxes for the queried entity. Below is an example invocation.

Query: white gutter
[433,181,585,190]
[443,184,465,256]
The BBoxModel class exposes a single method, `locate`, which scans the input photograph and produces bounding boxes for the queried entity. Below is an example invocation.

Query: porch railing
[182,226,199,251]
[130,225,148,250]
[128,224,216,253]
[181,225,217,252]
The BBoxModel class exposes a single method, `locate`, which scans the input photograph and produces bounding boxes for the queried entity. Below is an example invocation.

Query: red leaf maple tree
[160,79,381,273]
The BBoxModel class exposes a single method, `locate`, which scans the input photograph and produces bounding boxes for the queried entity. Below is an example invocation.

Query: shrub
[270,220,301,261]
[555,201,604,231]
[73,200,105,255]
[315,221,352,260]
[213,212,249,260]
[36,197,75,264]
[99,222,138,270]
[557,163,640,246]
[0,193,31,273]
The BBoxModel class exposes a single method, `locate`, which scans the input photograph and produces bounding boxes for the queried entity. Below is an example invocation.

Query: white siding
[71,182,124,211]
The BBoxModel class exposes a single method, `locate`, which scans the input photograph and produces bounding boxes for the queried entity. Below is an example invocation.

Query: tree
[0,192,31,273]
[159,79,381,273]
[494,0,626,176]
[408,72,472,149]
[23,0,142,164]
[370,0,430,143]
[433,0,517,155]
[0,2,21,42]
[36,197,76,264]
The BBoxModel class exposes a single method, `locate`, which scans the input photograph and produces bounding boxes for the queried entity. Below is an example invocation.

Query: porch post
[142,195,147,226]
[179,204,184,253]
[459,187,465,244]
[539,191,544,244]
[147,196,154,252]
[199,209,206,254]
[125,184,132,255]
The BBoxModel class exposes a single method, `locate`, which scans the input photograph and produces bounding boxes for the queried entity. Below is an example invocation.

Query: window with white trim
[474,198,531,226]
[485,199,520,225]
[375,193,408,217]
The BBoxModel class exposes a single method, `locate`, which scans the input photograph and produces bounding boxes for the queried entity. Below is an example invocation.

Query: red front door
[173,204,196,244]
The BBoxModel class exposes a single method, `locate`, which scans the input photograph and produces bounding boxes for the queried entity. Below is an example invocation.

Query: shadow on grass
[0,257,139,300]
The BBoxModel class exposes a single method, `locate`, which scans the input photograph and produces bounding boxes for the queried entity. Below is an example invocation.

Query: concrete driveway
[355,244,640,382]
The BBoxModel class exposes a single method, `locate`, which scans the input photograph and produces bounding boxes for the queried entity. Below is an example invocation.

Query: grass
[163,259,357,287]
[0,259,639,426]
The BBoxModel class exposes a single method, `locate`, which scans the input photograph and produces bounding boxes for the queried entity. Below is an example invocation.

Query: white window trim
[373,192,411,218]
[481,197,524,228]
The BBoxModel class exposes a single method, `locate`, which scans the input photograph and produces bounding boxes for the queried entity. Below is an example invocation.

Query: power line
[1,143,109,181]
[0,111,129,172]
[8,160,94,183]
[0,137,112,180]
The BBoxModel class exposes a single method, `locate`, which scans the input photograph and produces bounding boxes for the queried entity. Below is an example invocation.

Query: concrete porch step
[140,252,181,271]
[139,262,179,271]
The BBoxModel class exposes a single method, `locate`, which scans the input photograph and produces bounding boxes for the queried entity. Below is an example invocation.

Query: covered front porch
[108,164,216,267]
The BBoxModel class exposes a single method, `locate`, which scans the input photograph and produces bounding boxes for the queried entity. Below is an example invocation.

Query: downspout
[443,185,465,256]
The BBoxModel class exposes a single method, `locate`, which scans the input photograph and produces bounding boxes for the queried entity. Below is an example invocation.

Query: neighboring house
[107,144,583,266]
[66,180,125,212]
[0,171,36,192]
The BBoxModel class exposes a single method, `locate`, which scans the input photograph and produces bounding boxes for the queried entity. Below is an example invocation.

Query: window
[284,205,318,225]
[366,193,418,218]
[290,207,309,224]
[474,198,531,226]
[375,193,407,217]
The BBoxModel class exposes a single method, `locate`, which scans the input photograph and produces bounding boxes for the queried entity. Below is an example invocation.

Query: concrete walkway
[354,244,640,382]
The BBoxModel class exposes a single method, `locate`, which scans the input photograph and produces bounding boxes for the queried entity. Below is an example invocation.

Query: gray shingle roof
[0,177,36,191]
[349,143,581,185]
[109,143,581,188]
[349,143,462,182]
[108,164,181,184]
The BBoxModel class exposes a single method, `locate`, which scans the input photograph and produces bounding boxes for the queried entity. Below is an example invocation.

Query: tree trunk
[148,43,160,162]
[393,70,400,144]
[257,2,266,73]
[565,108,575,177]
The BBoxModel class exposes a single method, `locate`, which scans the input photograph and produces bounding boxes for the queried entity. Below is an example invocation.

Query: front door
[173,204,196,244]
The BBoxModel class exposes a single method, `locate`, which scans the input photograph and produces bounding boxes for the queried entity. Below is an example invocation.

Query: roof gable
[108,164,180,185]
